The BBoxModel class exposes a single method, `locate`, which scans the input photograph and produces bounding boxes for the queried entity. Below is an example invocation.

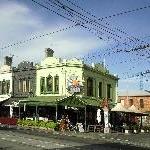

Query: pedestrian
[59,115,66,132]
[65,115,70,131]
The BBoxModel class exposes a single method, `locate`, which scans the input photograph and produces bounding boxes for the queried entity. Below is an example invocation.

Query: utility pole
[139,72,144,90]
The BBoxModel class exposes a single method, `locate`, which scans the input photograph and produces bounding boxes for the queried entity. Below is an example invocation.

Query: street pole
[84,106,86,131]
[103,105,110,133]
[55,104,58,121]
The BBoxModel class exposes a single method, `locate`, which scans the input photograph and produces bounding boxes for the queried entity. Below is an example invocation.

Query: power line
[64,0,150,42]
[46,0,123,40]
[1,25,76,50]
[99,5,150,20]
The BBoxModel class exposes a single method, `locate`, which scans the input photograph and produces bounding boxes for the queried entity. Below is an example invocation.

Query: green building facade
[36,48,118,103]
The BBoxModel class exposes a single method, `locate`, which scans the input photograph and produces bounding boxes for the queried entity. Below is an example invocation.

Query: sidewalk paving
[1,125,150,149]
[53,131,150,149]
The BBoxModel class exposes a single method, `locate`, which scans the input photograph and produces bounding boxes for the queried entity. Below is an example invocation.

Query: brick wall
[119,95,150,112]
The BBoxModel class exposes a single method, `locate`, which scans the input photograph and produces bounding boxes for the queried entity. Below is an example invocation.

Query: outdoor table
[87,125,95,132]
[87,125,103,132]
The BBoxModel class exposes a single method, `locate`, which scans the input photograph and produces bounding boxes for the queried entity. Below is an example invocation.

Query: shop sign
[67,74,83,94]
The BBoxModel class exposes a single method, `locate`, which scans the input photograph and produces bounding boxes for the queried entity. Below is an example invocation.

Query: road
[0,129,149,150]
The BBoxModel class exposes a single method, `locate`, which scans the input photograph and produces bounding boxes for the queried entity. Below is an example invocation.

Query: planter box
[141,129,145,133]
[133,129,138,134]
[125,130,130,134]
[146,130,149,133]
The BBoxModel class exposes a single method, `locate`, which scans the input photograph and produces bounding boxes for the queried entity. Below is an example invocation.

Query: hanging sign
[67,74,83,94]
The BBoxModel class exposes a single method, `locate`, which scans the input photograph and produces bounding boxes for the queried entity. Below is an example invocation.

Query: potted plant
[124,125,130,134]
[141,126,145,133]
[133,124,139,134]
[142,126,149,133]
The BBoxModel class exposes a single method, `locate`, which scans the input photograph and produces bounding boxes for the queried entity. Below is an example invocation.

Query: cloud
[0,1,43,45]
[119,78,138,84]
[0,0,106,66]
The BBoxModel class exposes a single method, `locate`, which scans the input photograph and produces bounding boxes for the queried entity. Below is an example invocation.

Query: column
[10,105,13,118]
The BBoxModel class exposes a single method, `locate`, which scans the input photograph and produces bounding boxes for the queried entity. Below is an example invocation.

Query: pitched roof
[111,103,129,112]
[118,90,150,97]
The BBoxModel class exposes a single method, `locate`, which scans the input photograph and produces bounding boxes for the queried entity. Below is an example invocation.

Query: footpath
[0,125,150,149]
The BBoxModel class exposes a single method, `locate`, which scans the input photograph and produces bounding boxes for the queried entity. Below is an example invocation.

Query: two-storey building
[35,48,118,101]
[0,56,13,117]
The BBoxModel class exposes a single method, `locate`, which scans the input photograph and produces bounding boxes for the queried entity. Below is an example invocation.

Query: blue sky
[0,0,150,91]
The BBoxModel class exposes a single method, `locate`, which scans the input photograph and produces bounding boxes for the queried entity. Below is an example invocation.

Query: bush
[132,124,139,130]
[17,119,56,129]
[46,121,57,129]
[142,126,149,131]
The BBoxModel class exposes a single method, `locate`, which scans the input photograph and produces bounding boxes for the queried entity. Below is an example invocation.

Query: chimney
[4,56,12,66]
[45,48,54,57]
[91,62,95,68]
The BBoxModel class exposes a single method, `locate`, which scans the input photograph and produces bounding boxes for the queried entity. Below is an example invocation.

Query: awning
[19,95,101,107]
[0,95,10,105]
[128,105,143,114]
[111,103,129,112]
[57,95,101,107]
[19,96,65,106]
[0,95,10,103]
[2,97,25,107]
[128,105,148,116]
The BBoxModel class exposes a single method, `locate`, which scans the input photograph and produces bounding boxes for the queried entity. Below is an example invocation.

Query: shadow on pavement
[50,142,150,150]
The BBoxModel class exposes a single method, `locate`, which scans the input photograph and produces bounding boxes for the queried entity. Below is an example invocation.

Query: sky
[0,0,150,92]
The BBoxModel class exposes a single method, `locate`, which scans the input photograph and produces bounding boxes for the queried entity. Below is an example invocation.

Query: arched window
[46,75,53,93]
[87,77,93,96]
[23,79,27,92]
[54,75,59,93]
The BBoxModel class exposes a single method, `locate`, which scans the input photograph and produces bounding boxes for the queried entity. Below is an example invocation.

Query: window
[87,77,93,96]
[140,99,144,108]
[23,80,27,92]
[54,75,59,93]
[121,99,124,106]
[18,79,22,92]
[107,84,111,99]
[6,80,10,94]
[2,80,6,94]
[98,82,102,98]
[46,75,53,93]
[0,81,2,94]
[26,79,31,92]
[40,77,45,94]
[129,99,133,106]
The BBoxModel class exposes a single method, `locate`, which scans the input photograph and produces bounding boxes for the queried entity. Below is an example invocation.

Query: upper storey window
[54,75,59,93]
[107,84,111,99]
[87,77,93,96]
[40,77,45,94]
[98,82,102,98]
[46,75,53,93]
[1,80,10,94]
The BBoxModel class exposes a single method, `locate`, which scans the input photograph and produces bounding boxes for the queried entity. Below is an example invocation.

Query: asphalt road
[0,129,149,150]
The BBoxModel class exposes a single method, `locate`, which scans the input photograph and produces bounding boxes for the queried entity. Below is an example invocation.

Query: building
[12,61,36,98]
[35,48,118,102]
[0,57,36,118]
[0,48,118,122]
[0,56,13,117]
[119,90,150,112]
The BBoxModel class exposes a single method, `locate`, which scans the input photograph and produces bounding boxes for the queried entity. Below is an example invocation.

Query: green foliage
[17,119,56,129]
[132,124,139,130]
[142,126,149,131]
[46,121,57,129]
